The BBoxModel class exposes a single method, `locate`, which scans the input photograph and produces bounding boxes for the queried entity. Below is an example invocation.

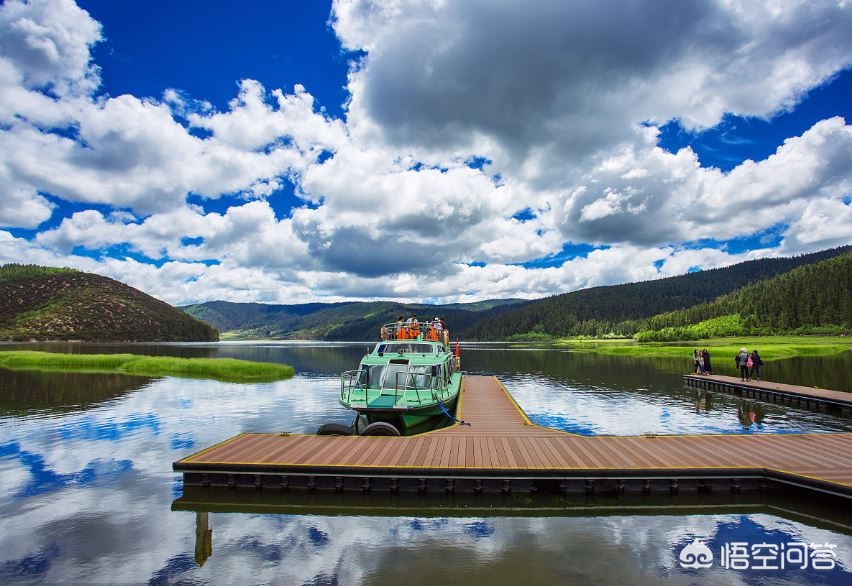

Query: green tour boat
[322,319,463,436]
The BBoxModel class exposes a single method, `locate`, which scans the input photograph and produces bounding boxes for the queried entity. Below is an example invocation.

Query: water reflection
[0,368,153,416]
[736,400,767,428]
[1,343,851,584]
[195,512,212,567]
[694,391,713,414]
[165,489,852,585]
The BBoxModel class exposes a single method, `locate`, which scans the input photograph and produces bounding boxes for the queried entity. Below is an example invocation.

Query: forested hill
[461,246,851,340]
[0,265,219,342]
[635,250,852,340]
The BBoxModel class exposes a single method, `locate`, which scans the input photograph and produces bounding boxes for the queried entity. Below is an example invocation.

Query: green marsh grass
[0,351,295,383]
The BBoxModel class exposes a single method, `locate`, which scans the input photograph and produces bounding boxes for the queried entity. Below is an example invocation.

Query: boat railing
[340,368,444,405]
[380,321,449,346]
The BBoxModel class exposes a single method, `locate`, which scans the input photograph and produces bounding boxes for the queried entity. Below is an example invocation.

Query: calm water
[1,341,851,584]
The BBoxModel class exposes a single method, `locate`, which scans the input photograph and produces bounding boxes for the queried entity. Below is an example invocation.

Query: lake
[1,341,851,584]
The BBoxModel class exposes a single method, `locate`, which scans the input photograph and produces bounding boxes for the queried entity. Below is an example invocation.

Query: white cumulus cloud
[0,0,850,306]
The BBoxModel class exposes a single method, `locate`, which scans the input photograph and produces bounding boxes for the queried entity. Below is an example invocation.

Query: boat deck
[174,376,852,498]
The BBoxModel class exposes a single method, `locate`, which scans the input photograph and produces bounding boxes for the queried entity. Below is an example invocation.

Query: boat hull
[353,394,459,435]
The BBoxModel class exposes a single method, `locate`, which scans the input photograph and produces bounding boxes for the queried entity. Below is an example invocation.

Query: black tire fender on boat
[316,422,355,436]
[352,414,367,435]
[359,421,401,436]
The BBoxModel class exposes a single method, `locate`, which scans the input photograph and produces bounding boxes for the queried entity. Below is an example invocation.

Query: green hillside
[0,265,219,342]
[462,246,851,340]
[635,250,852,341]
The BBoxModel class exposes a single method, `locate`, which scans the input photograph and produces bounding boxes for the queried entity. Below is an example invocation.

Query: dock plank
[402,436,428,468]
[524,437,552,469]
[386,436,411,468]
[473,434,484,468]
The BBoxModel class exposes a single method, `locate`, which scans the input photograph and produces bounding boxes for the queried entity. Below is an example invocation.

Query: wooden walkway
[174,376,852,498]
[684,374,852,416]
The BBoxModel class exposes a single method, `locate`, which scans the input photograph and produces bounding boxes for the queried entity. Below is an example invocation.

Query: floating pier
[173,376,852,499]
[683,374,852,418]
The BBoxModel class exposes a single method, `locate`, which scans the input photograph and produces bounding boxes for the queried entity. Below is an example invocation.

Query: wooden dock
[683,374,852,417]
[174,376,852,499]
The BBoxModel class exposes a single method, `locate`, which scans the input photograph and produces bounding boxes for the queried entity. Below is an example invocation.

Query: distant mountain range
[2,246,847,343]
[0,265,218,342]
[179,298,526,341]
[182,246,851,341]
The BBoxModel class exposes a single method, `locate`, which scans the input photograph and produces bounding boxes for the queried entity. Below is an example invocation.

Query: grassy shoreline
[553,335,852,360]
[0,351,295,383]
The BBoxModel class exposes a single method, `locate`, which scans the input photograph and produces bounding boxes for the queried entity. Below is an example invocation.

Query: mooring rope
[437,397,470,426]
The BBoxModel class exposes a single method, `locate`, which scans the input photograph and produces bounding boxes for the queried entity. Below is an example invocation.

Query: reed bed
[0,351,295,383]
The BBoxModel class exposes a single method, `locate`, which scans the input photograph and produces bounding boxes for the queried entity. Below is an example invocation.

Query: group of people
[692,346,764,381]
[382,315,449,345]
[692,349,712,375]
[735,347,763,381]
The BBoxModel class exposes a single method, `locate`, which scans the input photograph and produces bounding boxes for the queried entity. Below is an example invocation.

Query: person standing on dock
[702,348,712,375]
[750,349,763,380]
[736,347,750,381]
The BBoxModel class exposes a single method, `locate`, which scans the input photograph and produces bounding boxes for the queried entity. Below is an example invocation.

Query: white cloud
[35,200,313,269]
[0,0,850,306]
[551,117,852,247]
[0,0,101,97]
[0,171,55,228]
[781,197,852,253]
[189,79,348,155]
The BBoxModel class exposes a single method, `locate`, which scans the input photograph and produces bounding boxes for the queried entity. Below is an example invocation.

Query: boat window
[409,364,433,389]
[358,365,386,389]
[435,363,445,386]
[382,362,409,389]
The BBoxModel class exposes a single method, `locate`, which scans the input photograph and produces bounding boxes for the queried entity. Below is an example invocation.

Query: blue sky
[1,0,851,305]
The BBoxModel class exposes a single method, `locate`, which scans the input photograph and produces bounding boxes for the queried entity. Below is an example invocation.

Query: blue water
[0,342,850,584]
